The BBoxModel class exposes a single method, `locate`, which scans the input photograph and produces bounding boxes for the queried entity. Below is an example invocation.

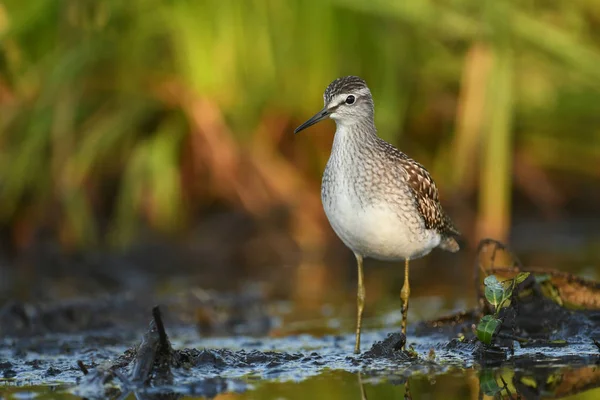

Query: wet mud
[1,239,600,399]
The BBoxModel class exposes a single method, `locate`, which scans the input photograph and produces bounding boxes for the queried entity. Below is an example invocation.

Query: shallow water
[1,231,599,399]
[1,302,600,399]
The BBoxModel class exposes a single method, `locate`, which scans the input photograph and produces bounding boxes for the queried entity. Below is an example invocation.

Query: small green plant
[475,272,530,345]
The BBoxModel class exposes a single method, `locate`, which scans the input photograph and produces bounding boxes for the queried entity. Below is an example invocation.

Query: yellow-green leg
[400,258,410,344]
[354,253,365,354]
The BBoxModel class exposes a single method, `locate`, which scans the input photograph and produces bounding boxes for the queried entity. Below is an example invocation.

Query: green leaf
[484,275,501,287]
[479,370,502,395]
[514,272,531,285]
[502,287,513,301]
[484,275,505,306]
[476,315,501,345]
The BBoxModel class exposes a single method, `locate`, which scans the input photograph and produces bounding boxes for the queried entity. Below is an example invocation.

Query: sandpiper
[294,76,460,354]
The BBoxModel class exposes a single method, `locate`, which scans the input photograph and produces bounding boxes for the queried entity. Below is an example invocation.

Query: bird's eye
[345,95,355,105]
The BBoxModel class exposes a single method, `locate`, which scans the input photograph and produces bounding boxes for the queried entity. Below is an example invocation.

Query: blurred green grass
[0,0,599,249]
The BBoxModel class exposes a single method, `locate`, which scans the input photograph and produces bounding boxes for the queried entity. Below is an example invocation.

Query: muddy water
[1,237,599,399]
[2,297,600,399]
[1,324,599,399]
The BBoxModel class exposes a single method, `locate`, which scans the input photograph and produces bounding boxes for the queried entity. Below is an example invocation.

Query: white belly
[323,189,441,261]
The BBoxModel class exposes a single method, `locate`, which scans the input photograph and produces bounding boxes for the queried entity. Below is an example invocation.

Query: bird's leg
[400,258,410,344]
[354,253,365,354]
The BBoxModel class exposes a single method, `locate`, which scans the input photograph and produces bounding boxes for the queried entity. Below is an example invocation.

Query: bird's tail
[439,236,460,253]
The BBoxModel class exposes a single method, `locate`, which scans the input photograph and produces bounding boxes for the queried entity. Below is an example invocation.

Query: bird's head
[294,76,374,134]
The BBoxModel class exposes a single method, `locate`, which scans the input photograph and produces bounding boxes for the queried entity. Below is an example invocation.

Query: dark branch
[77,360,89,375]
[152,306,169,351]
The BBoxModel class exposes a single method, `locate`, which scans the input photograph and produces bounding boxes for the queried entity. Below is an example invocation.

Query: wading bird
[294,76,460,353]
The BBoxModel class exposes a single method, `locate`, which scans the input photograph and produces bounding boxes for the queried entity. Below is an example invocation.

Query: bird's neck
[328,121,380,181]
[331,120,378,158]
[331,119,378,154]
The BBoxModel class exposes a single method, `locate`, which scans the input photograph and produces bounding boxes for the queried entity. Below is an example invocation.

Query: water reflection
[1,228,599,400]
[507,364,600,399]
[1,346,599,399]
[358,373,369,400]
[219,366,600,400]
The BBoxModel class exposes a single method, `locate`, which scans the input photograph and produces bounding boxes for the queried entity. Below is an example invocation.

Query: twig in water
[77,360,89,375]
[131,314,160,384]
[500,376,514,398]
[152,306,169,351]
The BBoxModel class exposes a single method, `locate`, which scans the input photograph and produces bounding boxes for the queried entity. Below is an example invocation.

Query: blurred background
[0,0,599,328]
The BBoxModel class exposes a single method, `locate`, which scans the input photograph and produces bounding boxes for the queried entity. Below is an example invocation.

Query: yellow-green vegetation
[476,272,529,345]
[1,0,599,248]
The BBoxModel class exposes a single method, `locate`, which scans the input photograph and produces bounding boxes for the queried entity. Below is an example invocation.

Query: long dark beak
[294,107,330,134]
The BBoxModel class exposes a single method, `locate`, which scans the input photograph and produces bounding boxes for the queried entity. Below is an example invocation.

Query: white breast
[322,187,440,261]
[321,125,441,261]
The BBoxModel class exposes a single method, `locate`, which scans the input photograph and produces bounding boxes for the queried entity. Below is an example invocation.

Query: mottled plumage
[294,75,460,353]
[382,141,461,252]
[318,76,460,259]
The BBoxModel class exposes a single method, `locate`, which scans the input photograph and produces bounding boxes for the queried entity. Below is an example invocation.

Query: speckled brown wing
[399,156,461,241]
